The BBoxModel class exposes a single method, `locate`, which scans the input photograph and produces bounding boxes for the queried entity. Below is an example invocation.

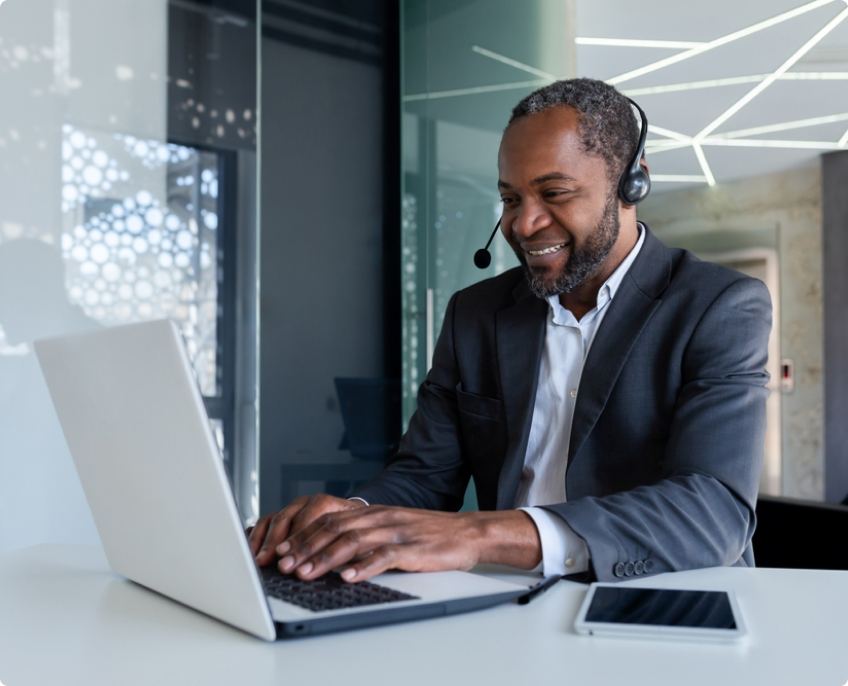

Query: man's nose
[511,201,552,240]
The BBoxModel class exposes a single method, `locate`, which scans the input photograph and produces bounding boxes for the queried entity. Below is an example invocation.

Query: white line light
[607,0,840,85]
[471,46,559,81]
[712,112,848,139]
[623,75,767,96]
[403,79,548,102]
[645,141,694,153]
[576,37,706,49]
[701,138,841,149]
[623,72,848,96]
[649,125,692,141]
[650,175,709,182]
[839,127,848,147]
[692,143,716,186]
[696,6,848,140]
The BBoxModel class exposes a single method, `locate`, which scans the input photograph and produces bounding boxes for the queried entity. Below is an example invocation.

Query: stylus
[518,575,563,605]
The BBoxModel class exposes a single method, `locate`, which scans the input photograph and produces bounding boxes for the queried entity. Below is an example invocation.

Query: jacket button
[613,562,625,578]
[634,561,644,575]
[624,562,635,577]
[644,559,653,573]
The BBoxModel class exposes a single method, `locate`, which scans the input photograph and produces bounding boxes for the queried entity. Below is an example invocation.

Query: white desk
[1,545,846,686]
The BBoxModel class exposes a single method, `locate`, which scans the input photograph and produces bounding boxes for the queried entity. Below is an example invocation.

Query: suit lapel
[567,227,672,467]
[495,283,547,510]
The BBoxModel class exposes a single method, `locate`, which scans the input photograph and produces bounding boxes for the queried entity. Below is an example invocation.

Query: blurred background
[2,0,847,554]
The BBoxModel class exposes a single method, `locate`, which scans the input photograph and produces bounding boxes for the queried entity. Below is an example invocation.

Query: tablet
[574,583,747,643]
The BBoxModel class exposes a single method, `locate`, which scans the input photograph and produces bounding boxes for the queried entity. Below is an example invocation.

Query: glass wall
[0,0,259,553]
[400,0,574,423]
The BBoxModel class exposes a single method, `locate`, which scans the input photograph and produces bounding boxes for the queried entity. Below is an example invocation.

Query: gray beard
[516,192,620,299]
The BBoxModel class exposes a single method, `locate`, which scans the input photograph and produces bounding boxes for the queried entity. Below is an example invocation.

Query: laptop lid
[34,319,277,641]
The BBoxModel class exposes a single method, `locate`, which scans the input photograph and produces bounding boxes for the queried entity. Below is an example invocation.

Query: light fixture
[711,112,848,140]
[403,79,548,103]
[695,6,848,140]
[623,72,848,97]
[470,46,558,81]
[607,0,841,85]
[650,175,709,182]
[692,143,716,186]
[575,38,705,49]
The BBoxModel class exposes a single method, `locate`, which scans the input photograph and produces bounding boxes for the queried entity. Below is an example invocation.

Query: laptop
[34,319,532,640]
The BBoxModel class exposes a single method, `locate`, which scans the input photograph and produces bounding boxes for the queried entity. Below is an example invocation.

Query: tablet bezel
[573,583,748,643]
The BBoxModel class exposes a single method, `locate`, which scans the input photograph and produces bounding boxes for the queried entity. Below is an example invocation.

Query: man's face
[497,106,621,298]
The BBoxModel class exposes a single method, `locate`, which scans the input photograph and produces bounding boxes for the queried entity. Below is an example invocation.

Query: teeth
[527,243,566,256]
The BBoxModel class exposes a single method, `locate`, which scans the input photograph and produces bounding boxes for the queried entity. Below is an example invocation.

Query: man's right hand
[247,494,367,567]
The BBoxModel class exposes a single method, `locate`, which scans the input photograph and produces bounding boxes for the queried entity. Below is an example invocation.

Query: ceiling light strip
[700,138,841,149]
[648,125,692,141]
[692,143,716,187]
[650,175,709,182]
[471,46,558,81]
[712,112,848,139]
[576,38,705,49]
[607,0,840,86]
[696,6,848,140]
[838,128,848,147]
[623,72,848,97]
[403,79,549,102]
[623,75,768,96]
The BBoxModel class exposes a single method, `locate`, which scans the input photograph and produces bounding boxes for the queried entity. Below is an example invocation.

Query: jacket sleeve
[349,292,470,511]
[542,277,772,582]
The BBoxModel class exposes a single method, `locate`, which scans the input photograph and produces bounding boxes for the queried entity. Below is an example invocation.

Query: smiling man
[249,78,772,585]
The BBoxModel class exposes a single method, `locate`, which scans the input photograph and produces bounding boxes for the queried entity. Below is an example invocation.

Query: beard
[515,191,620,299]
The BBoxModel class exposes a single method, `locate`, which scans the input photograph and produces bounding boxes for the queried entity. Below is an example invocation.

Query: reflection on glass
[401,0,572,424]
[59,125,221,396]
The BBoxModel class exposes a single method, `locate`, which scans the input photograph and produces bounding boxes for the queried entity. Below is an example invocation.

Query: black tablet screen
[585,587,736,629]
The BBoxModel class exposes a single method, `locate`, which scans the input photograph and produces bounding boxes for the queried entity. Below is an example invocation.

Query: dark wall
[258,35,387,514]
[823,150,848,504]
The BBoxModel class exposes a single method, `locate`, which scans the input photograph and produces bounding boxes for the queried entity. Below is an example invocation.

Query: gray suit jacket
[352,227,772,582]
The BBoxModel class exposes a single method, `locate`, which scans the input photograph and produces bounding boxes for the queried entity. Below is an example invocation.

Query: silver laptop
[34,319,531,640]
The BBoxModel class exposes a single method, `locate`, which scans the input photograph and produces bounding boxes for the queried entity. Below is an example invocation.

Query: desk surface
[1,545,846,686]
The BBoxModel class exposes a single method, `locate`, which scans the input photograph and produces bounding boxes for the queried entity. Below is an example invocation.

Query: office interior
[1,0,848,559]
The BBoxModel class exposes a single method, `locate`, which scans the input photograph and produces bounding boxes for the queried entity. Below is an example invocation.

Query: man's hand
[274,506,542,582]
[247,494,366,567]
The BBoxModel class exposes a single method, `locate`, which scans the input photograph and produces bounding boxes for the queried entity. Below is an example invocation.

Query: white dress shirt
[516,225,645,577]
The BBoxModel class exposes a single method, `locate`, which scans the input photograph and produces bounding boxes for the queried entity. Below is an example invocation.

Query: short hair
[509,78,641,185]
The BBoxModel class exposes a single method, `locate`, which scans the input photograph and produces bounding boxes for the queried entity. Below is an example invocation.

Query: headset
[473,98,651,269]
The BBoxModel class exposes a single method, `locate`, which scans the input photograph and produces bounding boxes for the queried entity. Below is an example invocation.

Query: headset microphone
[473,219,500,269]
[473,98,651,269]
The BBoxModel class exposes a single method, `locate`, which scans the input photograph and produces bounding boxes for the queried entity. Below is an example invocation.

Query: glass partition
[400,0,574,424]
[0,0,259,553]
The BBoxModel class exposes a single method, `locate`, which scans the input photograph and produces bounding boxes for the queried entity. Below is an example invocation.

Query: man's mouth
[526,242,567,257]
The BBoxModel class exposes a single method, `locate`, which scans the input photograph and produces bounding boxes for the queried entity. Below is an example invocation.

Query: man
[249,78,771,584]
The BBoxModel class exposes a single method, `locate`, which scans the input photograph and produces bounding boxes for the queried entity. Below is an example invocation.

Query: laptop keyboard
[260,566,420,613]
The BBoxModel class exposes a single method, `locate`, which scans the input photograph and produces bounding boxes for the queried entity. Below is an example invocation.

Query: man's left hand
[275,506,542,582]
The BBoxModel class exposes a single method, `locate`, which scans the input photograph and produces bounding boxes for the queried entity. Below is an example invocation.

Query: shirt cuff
[520,507,590,577]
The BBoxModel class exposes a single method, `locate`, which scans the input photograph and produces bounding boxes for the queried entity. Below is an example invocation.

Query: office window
[60,126,223,396]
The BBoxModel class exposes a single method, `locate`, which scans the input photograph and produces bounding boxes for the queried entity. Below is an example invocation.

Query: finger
[284,494,361,545]
[254,498,310,565]
[247,515,271,557]
[339,545,403,583]
[279,505,390,561]
[283,526,391,579]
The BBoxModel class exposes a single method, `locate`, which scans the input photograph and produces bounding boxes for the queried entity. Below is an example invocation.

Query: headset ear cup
[618,98,651,206]
[619,167,651,206]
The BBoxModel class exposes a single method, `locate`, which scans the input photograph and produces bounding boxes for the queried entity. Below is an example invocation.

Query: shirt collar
[545,222,646,323]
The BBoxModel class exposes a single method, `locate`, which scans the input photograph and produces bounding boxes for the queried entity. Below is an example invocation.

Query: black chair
[753,495,848,570]
[334,378,402,461]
